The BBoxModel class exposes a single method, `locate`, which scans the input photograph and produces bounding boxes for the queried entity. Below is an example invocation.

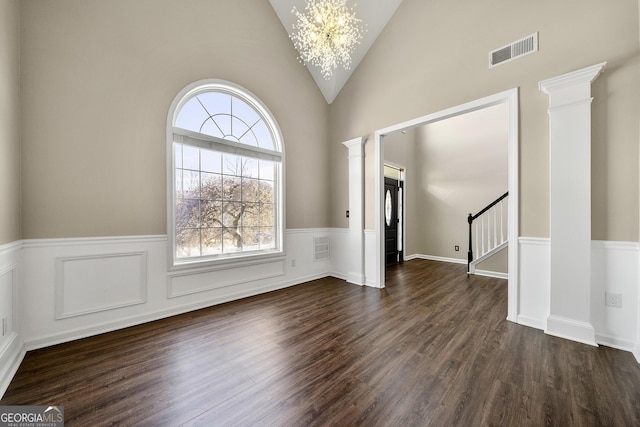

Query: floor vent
[489,33,538,68]
[313,236,330,262]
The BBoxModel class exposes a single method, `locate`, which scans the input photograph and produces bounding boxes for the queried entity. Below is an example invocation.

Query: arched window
[167,80,284,267]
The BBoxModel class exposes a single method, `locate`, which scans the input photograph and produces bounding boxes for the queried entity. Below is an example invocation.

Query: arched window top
[172,80,281,153]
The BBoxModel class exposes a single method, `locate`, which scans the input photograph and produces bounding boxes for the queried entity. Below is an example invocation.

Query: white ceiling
[269,0,404,104]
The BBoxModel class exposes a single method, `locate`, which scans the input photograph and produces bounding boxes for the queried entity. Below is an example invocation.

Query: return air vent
[489,33,538,68]
[313,236,330,262]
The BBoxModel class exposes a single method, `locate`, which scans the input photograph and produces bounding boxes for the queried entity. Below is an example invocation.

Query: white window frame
[166,79,285,270]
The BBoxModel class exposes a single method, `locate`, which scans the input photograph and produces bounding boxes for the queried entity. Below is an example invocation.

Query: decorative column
[343,137,365,285]
[539,62,606,346]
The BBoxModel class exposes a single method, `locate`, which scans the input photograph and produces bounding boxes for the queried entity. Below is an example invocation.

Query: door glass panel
[385,189,392,226]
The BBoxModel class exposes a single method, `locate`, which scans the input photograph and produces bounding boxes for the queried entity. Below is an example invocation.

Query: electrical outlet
[454,245,459,251]
[2,317,6,336]
[605,292,622,308]
[291,259,296,268]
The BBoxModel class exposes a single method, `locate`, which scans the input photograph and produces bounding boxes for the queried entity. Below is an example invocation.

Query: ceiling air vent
[489,33,538,68]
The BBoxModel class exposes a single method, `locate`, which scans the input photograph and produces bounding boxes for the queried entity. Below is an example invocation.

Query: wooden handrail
[467,191,509,274]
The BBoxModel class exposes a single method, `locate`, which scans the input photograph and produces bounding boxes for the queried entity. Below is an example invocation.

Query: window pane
[175,169,183,198]
[252,120,274,150]
[259,180,274,203]
[242,178,259,202]
[232,97,260,125]
[200,200,222,227]
[241,227,260,249]
[200,118,224,139]
[242,158,259,178]
[201,173,222,200]
[259,160,274,181]
[183,145,199,170]
[223,202,243,227]
[259,228,275,249]
[223,228,242,253]
[175,98,210,133]
[201,228,222,255]
[201,150,222,173]
[176,228,201,258]
[260,204,275,227]
[183,170,200,197]
[175,144,183,168]
[223,154,242,175]
[176,198,200,229]
[223,176,241,201]
[232,118,257,147]
[242,203,260,227]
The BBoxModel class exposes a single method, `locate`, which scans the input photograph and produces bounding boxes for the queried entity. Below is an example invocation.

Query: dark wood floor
[2,259,640,426]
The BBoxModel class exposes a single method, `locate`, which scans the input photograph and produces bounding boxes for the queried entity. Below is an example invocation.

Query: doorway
[384,167,404,265]
[373,89,519,323]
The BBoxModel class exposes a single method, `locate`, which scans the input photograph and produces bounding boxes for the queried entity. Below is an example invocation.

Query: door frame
[373,88,519,323]
[384,162,406,264]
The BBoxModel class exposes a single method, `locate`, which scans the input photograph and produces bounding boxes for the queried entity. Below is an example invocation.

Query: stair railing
[467,192,509,274]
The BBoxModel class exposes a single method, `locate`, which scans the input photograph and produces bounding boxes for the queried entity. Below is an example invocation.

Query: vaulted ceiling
[269,0,404,104]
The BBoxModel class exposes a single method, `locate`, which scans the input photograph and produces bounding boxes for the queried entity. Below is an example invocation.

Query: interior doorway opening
[374,89,519,323]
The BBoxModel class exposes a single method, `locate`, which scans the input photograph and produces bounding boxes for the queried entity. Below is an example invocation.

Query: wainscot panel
[0,242,25,398]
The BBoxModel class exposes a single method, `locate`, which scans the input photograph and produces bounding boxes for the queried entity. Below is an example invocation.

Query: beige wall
[330,0,640,242]
[0,0,21,245]
[20,0,330,238]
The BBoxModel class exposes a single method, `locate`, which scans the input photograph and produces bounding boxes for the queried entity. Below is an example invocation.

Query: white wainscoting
[517,237,551,330]
[0,241,24,398]
[518,237,639,357]
[20,229,337,351]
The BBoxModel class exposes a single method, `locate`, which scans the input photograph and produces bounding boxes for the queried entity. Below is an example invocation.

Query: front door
[384,177,399,264]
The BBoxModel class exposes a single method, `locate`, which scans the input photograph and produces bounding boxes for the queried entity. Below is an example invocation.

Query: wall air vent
[313,236,330,262]
[489,33,538,68]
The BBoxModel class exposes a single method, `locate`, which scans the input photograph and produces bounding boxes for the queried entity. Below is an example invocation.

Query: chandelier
[290,0,365,79]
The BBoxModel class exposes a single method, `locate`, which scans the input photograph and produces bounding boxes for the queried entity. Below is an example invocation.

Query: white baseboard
[634,343,640,364]
[545,315,598,347]
[407,254,466,264]
[517,314,546,331]
[595,333,636,353]
[474,269,508,280]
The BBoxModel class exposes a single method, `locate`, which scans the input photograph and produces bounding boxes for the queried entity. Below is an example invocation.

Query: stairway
[467,192,508,274]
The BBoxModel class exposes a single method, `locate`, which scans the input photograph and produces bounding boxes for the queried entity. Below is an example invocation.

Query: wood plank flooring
[2,259,640,426]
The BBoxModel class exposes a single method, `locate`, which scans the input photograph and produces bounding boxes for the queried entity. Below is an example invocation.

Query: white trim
[409,254,466,265]
[167,259,286,298]
[23,235,166,248]
[343,137,365,286]
[518,236,550,246]
[55,252,148,319]
[374,88,519,319]
[475,270,508,280]
[595,333,636,353]
[517,315,547,331]
[545,314,598,347]
[0,241,22,256]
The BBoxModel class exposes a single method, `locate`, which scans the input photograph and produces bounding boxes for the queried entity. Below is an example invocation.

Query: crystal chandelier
[290,0,365,79]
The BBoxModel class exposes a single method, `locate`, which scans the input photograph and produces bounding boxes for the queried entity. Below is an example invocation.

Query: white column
[539,62,606,346]
[343,137,365,285]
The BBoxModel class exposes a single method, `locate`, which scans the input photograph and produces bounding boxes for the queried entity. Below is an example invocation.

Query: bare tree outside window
[175,148,275,258]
